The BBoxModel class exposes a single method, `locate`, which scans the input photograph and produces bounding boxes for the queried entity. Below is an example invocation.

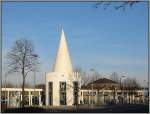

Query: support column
[21,95,22,101]
[29,91,31,106]
[82,91,83,104]
[89,91,90,104]
[132,94,135,103]
[127,93,129,103]
[7,90,9,107]
[138,92,140,103]
[103,91,105,104]
[115,89,117,100]
[20,94,22,107]
[95,91,97,104]
[31,95,33,106]
[46,81,49,106]
[39,91,41,106]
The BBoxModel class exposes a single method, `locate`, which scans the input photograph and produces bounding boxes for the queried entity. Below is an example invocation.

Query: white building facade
[46,29,81,106]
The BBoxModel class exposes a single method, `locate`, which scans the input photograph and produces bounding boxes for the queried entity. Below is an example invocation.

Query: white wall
[46,72,81,106]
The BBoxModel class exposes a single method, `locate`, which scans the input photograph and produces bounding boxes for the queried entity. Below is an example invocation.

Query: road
[4,104,149,113]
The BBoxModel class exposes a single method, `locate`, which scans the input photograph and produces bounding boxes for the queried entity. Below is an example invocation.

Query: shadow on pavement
[3,104,149,113]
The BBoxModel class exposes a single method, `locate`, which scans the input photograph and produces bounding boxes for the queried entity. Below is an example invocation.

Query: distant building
[45,29,81,106]
[79,78,147,105]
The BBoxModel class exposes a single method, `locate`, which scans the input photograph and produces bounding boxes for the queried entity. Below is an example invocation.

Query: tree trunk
[22,55,25,108]
[22,78,25,108]
[22,74,25,108]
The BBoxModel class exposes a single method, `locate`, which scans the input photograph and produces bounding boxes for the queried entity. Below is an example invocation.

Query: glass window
[60,82,66,105]
[73,81,78,105]
[48,82,53,105]
[60,82,66,91]
[83,96,89,104]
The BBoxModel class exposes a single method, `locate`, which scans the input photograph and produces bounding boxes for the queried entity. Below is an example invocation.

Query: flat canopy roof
[1,88,43,91]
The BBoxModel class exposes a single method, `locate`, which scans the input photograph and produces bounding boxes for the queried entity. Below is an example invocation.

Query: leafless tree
[6,39,39,108]
[74,67,82,73]
[123,77,141,103]
[24,83,32,88]
[94,1,140,11]
[110,72,120,83]
[90,70,102,82]
[74,68,89,86]
[81,72,90,86]
[77,68,102,86]
[2,82,15,88]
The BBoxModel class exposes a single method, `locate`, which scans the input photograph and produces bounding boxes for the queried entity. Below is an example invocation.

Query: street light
[4,70,11,106]
[45,72,46,106]
[144,80,146,90]
[33,71,36,106]
[90,69,95,109]
[143,80,149,103]
[31,54,38,106]
[120,76,126,92]
[4,72,8,106]
[120,76,126,104]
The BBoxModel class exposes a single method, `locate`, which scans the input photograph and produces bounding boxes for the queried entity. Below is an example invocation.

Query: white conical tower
[53,29,73,75]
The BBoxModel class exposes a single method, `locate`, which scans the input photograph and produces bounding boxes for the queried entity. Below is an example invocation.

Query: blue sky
[2,2,148,86]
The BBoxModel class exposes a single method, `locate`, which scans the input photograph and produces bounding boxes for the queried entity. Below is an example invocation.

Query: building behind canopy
[79,78,148,105]
[45,29,81,106]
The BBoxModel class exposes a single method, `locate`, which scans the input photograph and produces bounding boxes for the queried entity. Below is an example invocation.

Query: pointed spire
[53,28,73,75]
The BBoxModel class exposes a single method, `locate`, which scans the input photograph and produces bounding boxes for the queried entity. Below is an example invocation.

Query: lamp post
[143,80,146,103]
[144,80,146,89]
[34,71,36,106]
[90,69,95,109]
[143,80,148,103]
[31,54,38,106]
[45,72,46,106]
[120,76,126,104]
[5,73,7,106]
[4,70,10,107]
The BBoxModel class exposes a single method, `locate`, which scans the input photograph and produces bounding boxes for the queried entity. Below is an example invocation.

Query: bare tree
[110,72,120,83]
[77,68,102,86]
[24,83,32,88]
[74,67,82,73]
[81,72,90,86]
[123,77,141,104]
[74,68,89,86]
[2,82,15,88]
[6,39,39,108]
[92,71,102,81]
[94,1,140,10]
